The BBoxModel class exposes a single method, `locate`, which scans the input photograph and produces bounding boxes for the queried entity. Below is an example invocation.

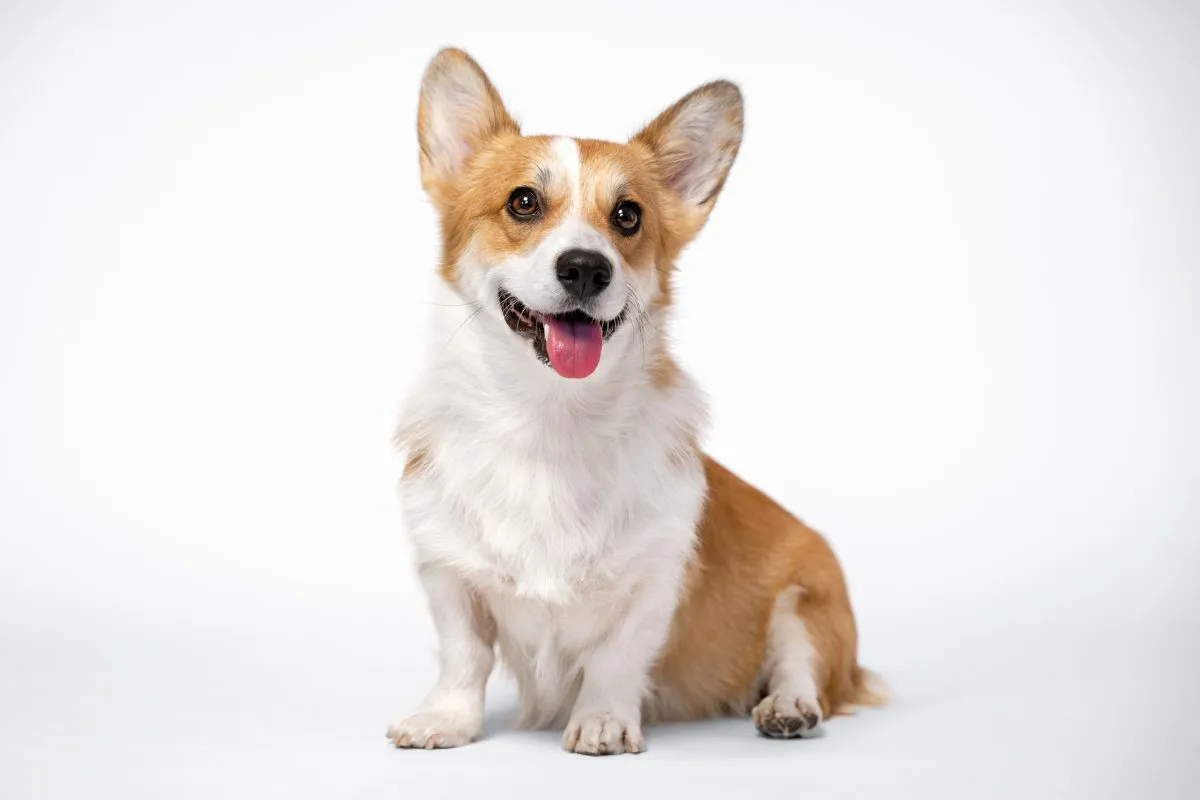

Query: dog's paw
[386,707,480,750]
[752,693,822,739]
[562,711,645,756]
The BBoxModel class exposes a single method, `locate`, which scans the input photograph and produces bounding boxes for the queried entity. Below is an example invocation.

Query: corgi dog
[390,47,883,756]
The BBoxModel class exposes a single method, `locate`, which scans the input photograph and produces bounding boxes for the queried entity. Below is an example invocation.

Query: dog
[389,47,884,755]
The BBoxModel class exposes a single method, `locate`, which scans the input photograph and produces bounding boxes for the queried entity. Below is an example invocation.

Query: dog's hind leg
[753,573,885,738]
[752,586,826,738]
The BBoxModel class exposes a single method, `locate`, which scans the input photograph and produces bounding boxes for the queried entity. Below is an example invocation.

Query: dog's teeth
[543,322,550,338]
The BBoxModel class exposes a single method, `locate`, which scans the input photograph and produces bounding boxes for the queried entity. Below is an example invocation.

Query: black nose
[555,249,612,300]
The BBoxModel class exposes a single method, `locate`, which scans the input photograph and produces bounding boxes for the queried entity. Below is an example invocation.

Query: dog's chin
[498,288,627,380]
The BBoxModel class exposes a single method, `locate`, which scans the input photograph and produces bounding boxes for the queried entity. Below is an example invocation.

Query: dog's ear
[417,48,518,202]
[631,81,743,235]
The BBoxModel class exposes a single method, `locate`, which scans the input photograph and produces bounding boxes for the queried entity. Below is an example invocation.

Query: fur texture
[388,48,881,756]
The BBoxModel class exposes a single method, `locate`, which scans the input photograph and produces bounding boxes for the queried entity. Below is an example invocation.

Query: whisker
[417,300,484,308]
[439,306,485,355]
[625,281,653,371]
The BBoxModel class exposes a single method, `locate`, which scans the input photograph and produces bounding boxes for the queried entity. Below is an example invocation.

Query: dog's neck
[399,282,703,459]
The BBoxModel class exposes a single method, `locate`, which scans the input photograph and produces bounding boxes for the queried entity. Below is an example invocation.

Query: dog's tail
[854,667,890,705]
[835,666,890,715]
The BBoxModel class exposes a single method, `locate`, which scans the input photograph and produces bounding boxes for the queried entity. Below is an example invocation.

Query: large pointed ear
[631,81,744,233]
[417,48,518,201]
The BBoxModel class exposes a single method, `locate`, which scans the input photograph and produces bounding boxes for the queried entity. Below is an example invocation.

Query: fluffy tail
[834,667,890,716]
[853,667,890,706]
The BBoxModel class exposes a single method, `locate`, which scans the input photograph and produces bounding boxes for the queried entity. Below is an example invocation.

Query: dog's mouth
[498,288,626,379]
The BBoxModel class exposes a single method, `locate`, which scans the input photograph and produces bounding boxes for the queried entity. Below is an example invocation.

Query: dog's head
[417,48,743,380]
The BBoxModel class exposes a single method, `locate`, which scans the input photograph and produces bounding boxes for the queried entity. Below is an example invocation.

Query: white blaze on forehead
[549,137,582,214]
[512,135,627,322]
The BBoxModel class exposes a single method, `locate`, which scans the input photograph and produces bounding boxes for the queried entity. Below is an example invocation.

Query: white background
[2,1,1198,797]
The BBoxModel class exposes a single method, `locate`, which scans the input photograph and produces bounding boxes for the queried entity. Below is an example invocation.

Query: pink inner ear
[667,152,698,191]
[647,87,741,207]
[662,123,730,205]
[670,146,724,207]
[425,105,477,174]
[420,58,509,178]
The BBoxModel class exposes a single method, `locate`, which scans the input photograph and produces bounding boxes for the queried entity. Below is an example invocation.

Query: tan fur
[416,49,518,205]
[410,48,882,738]
[416,50,737,305]
[575,139,659,277]
[435,135,562,280]
[403,446,428,478]
[648,352,680,389]
[630,80,743,238]
[649,456,871,722]
[425,132,676,286]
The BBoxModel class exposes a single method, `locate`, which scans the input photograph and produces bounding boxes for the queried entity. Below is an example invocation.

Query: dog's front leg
[562,583,676,756]
[387,565,495,749]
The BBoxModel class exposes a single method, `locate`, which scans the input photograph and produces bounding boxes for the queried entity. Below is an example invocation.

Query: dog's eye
[507,187,541,219]
[612,201,641,235]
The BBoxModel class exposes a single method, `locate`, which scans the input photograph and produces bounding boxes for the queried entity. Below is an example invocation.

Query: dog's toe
[752,693,822,739]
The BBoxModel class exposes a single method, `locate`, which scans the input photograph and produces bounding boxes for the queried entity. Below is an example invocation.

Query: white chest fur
[397,301,708,724]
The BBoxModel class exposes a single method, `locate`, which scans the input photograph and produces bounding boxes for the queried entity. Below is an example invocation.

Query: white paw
[386,707,480,750]
[562,711,644,756]
[753,693,822,739]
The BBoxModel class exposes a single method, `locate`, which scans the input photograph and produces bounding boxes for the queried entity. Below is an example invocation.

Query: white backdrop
[2,1,1197,797]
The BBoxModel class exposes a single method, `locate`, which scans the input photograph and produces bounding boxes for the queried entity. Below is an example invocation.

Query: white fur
[420,57,493,178]
[391,138,708,754]
[386,565,494,748]
[752,586,823,738]
[652,88,741,207]
[460,138,637,324]
[551,136,582,209]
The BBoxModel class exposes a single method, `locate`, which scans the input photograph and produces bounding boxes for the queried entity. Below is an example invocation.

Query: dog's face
[417,49,743,379]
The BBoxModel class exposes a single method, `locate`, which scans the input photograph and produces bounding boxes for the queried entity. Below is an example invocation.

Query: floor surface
[3,610,1195,799]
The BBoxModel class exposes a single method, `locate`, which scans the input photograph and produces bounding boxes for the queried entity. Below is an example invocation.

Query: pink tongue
[545,317,603,379]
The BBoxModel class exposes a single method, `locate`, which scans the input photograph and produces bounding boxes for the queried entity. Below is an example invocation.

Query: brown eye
[612,200,641,235]
[507,187,540,219]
